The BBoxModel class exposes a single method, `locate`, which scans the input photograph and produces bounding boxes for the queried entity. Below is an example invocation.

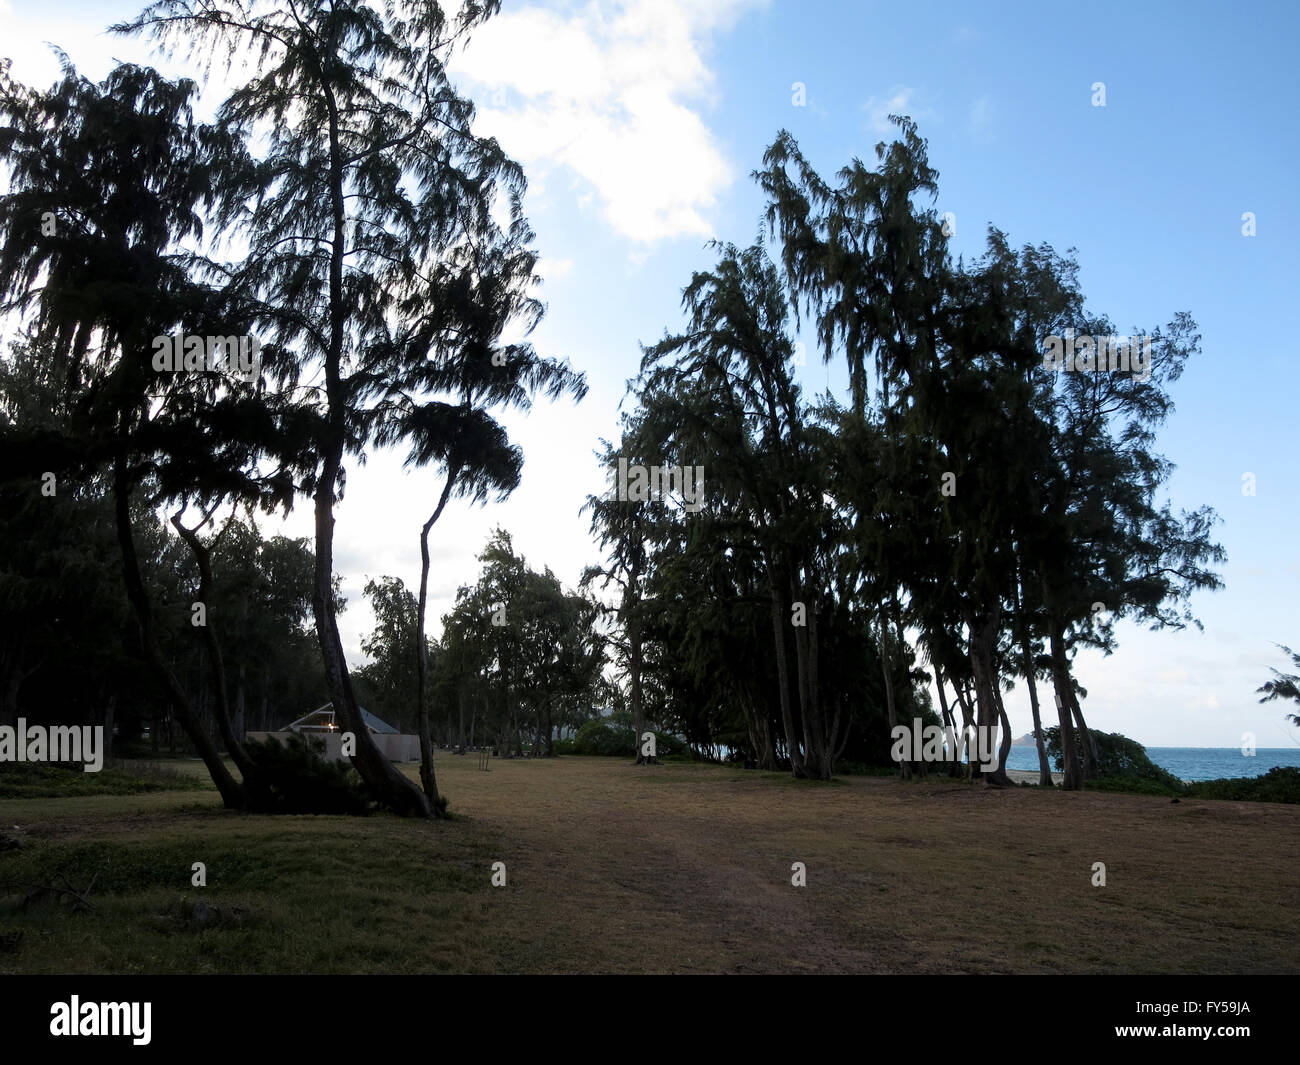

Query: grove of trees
[0,2,1228,817]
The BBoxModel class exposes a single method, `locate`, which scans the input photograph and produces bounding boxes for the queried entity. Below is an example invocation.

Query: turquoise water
[1005,745,1300,782]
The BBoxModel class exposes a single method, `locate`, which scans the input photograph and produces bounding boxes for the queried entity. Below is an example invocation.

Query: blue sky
[2,0,1297,747]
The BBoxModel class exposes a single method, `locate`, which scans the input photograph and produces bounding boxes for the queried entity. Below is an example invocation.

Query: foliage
[571,721,686,758]
[242,734,372,815]
[1187,767,1300,805]
[1042,727,1185,790]
[1256,644,1300,727]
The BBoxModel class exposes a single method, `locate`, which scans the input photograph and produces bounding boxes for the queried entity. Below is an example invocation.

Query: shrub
[1187,766,1300,804]
[572,721,634,756]
[1043,726,1186,792]
[243,733,372,814]
[571,721,687,758]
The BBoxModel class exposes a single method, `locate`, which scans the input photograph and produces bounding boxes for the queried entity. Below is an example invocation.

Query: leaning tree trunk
[1045,613,1097,781]
[113,456,243,808]
[1046,622,1083,790]
[934,665,964,778]
[172,517,270,807]
[416,475,456,814]
[1069,692,1100,780]
[991,681,1015,781]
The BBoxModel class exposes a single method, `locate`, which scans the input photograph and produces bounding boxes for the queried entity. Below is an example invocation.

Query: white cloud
[863,86,932,135]
[540,256,575,282]
[0,4,253,121]
[451,0,766,244]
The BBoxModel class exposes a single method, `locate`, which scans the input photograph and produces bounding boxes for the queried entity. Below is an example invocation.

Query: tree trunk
[1020,636,1054,786]
[317,78,429,817]
[991,679,1014,781]
[416,477,455,814]
[878,608,909,780]
[951,677,975,778]
[102,694,116,763]
[233,664,246,748]
[792,578,829,780]
[934,665,963,778]
[112,455,243,807]
[968,610,1012,786]
[768,580,805,778]
[629,613,651,764]
[1047,622,1083,790]
[1070,694,1100,780]
[171,517,268,804]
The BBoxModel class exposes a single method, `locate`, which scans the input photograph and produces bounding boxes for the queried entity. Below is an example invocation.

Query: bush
[1042,728,1300,803]
[1043,726,1186,791]
[243,733,373,814]
[572,721,634,756]
[1187,766,1300,804]
[571,721,687,758]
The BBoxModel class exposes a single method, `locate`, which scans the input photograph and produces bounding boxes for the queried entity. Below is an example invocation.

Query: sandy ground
[1007,768,1064,784]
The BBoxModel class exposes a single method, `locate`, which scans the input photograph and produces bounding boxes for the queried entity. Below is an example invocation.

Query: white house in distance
[246,703,420,763]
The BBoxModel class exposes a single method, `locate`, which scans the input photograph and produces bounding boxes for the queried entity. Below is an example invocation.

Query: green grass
[0,805,507,973]
[0,760,208,799]
[2,754,1298,974]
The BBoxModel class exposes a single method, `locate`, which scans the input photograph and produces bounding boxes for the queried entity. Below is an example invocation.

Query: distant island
[1012,733,1041,747]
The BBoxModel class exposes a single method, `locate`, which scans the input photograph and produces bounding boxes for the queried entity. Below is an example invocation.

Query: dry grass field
[2,755,1297,974]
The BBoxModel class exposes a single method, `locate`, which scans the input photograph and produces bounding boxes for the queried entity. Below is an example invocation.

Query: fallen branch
[1,872,98,911]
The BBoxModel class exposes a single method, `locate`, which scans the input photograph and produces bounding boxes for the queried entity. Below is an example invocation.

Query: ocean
[1004,745,1300,783]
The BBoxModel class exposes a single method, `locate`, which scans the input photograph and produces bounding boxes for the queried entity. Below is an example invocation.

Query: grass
[1,755,1297,973]
[0,759,208,799]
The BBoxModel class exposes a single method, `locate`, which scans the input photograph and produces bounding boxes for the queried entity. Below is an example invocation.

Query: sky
[1,0,1297,747]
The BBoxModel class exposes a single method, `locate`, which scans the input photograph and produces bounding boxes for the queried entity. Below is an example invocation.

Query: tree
[116,0,554,815]
[1257,644,1300,727]
[358,576,422,734]
[0,57,269,806]
[374,230,584,805]
[583,429,663,765]
[639,243,839,778]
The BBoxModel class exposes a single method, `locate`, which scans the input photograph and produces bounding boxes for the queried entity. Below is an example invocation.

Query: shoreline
[1006,768,1064,785]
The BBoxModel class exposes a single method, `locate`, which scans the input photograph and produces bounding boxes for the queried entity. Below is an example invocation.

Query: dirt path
[422,757,1300,973]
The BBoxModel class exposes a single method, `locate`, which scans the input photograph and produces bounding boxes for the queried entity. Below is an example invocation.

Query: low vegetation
[3,757,1296,974]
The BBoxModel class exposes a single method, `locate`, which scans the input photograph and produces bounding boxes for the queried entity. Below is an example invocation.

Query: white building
[246,703,421,763]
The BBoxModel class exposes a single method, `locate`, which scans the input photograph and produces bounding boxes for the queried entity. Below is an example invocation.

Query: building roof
[285,704,399,734]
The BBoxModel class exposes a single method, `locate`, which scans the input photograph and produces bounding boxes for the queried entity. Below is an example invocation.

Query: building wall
[245,731,420,763]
